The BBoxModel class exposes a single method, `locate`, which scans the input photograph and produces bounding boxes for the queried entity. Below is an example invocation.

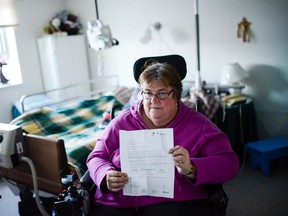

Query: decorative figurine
[237,17,251,43]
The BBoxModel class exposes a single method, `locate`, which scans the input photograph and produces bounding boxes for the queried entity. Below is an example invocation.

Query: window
[0,27,22,87]
[0,29,6,53]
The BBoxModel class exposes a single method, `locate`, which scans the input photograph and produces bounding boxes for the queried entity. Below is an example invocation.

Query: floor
[0,178,21,215]
[225,158,288,216]
[0,178,56,216]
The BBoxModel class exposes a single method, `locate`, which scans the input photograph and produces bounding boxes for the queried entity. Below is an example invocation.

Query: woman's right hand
[106,171,129,192]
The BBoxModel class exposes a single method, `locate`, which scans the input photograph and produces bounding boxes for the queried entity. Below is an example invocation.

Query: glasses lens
[142,92,152,99]
[157,92,168,100]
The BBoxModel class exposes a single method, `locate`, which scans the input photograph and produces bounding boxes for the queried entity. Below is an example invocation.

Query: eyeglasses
[141,89,174,100]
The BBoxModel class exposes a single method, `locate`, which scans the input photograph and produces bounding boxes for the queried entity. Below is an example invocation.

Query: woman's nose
[150,95,159,103]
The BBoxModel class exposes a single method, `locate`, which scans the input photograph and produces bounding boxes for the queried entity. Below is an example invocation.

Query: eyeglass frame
[141,89,174,100]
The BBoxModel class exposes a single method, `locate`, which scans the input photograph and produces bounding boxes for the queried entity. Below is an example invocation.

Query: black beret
[133,54,187,83]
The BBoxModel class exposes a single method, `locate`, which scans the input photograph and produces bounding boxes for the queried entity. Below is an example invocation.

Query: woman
[86,55,239,216]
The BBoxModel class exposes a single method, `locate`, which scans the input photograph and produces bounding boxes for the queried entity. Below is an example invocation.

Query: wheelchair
[52,171,93,216]
[52,101,228,216]
[53,54,228,216]
[52,165,228,216]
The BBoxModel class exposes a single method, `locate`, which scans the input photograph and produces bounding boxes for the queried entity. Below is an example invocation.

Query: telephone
[221,94,247,106]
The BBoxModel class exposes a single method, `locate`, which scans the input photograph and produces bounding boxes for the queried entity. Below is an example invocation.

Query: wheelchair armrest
[79,170,96,206]
[79,170,94,191]
[207,183,228,216]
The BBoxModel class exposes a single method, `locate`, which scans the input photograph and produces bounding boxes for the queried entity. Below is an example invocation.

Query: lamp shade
[0,0,18,27]
[220,63,249,85]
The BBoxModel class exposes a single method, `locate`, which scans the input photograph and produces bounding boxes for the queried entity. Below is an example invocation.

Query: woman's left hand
[169,145,192,175]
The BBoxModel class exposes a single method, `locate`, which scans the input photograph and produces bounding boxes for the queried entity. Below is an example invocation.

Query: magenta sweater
[86,100,239,208]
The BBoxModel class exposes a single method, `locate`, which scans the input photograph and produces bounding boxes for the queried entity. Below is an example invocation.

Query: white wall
[70,0,288,138]
[0,0,66,122]
[1,0,287,139]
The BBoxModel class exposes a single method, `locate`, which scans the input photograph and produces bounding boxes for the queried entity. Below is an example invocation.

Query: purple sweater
[86,100,239,208]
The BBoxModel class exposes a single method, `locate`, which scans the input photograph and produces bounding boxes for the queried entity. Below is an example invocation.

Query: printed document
[120,128,174,198]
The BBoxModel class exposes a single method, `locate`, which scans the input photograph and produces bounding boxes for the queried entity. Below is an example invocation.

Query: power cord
[238,105,247,174]
[20,156,50,216]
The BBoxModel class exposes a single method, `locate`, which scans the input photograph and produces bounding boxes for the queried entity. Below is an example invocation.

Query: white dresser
[37,35,90,101]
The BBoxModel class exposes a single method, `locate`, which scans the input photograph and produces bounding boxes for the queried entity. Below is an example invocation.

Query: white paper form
[120,128,174,198]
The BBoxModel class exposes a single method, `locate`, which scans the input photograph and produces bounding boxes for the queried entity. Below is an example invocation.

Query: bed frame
[0,134,68,195]
[1,75,121,195]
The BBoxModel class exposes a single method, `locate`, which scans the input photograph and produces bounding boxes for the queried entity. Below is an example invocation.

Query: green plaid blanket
[11,95,122,175]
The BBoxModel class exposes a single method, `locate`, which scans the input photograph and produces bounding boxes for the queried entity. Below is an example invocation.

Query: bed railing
[19,75,119,113]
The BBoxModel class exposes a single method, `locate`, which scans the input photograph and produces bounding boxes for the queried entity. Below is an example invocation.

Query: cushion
[133,54,187,83]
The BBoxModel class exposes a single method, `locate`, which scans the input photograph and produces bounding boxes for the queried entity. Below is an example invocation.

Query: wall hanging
[237,17,251,43]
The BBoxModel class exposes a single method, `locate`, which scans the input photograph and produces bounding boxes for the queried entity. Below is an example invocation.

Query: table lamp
[219,62,249,94]
[220,63,249,85]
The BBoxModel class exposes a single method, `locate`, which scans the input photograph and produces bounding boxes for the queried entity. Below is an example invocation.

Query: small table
[214,98,258,160]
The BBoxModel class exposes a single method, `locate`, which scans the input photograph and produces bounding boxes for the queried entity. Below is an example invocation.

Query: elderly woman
[87,55,239,216]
